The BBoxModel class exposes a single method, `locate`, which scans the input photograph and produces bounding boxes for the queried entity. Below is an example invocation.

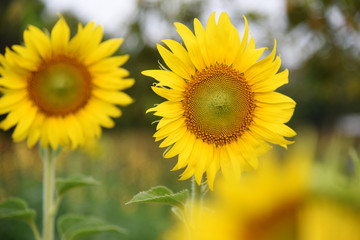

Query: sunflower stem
[30,220,41,240]
[349,148,360,182]
[190,176,204,228]
[41,146,57,240]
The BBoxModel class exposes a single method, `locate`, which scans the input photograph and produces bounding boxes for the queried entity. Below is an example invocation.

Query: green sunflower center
[28,55,92,116]
[184,63,255,146]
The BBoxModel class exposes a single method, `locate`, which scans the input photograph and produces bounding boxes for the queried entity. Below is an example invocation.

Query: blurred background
[0,0,359,239]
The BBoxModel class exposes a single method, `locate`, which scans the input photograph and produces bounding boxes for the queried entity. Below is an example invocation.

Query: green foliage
[0,198,36,224]
[56,176,99,198]
[126,186,189,209]
[0,198,40,240]
[57,214,126,240]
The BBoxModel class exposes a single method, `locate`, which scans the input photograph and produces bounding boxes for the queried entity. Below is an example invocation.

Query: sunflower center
[183,63,255,146]
[28,55,92,116]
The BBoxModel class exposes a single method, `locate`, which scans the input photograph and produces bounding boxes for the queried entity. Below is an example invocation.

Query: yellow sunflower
[0,16,134,149]
[144,12,296,189]
[163,154,310,240]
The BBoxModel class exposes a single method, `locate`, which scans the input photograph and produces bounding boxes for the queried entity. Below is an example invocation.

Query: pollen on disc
[183,63,255,146]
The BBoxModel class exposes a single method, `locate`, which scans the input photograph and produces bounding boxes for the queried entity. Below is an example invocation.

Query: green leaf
[126,186,189,209]
[58,214,126,240]
[0,198,35,224]
[56,175,99,197]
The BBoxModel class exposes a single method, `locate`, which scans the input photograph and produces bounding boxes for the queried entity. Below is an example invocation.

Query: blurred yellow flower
[299,199,360,240]
[0,16,134,149]
[144,12,295,189]
[164,133,360,240]
[164,155,309,240]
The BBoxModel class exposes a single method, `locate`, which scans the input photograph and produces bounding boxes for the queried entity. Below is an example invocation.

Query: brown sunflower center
[28,55,92,116]
[183,63,255,146]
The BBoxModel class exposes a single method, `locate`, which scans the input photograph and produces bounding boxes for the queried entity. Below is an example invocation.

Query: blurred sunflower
[165,158,360,240]
[299,199,360,240]
[163,155,310,240]
[144,12,295,189]
[0,16,134,149]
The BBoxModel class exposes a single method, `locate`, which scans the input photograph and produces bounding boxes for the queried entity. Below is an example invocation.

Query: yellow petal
[142,70,186,91]
[242,131,271,158]
[153,118,185,140]
[90,55,129,72]
[91,98,122,118]
[4,47,37,71]
[0,72,27,90]
[172,132,196,170]
[236,137,258,170]
[246,41,282,85]
[239,16,249,55]
[53,117,69,147]
[157,44,192,80]
[193,142,213,185]
[256,92,296,105]
[251,69,289,92]
[69,22,103,58]
[151,86,183,102]
[218,12,241,65]
[146,101,184,118]
[186,139,204,183]
[179,166,195,181]
[175,22,206,70]
[162,39,195,76]
[45,117,60,150]
[0,90,27,113]
[253,117,296,138]
[0,98,31,130]
[211,12,238,64]
[93,89,133,106]
[194,18,211,66]
[39,122,49,148]
[65,114,84,149]
[206,146,220,191]
[77,108,102,138]
[219,146,235,182]
[233,36,266,73]
[85,38,123,65]
[93,76,135,90]
[156,117,179,131]
[159,126,187,148]
[27,25,51,59]
[51,17,70,52]
[250,124,294,147]
[226,143,242,182]
[12,104,37,142]
[165,130,192,159]
[204,12,219,64]
[27,113,44,148]
[85,101,115,128]
[256,100,296,110]
[255,105,295,124]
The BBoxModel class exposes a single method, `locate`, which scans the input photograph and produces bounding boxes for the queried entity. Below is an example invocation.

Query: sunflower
[163,154,310,240]
[144,12,295,189]
[0,16,134,149]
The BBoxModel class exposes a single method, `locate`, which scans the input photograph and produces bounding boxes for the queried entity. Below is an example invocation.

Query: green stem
[41,147,57,240]
[190,177,203,225]
[30,220,41,240]
[190,177,198,208]
[349,148,360,182]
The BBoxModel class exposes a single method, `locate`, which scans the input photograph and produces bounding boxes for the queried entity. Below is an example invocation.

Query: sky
[41,0,341,69]
[42,0,286,35]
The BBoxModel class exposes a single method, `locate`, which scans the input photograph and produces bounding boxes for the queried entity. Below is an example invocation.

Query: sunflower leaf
[0,198,36,224]
[56,175,99,198]
[126,186,189,209]
[57,214,126,240]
